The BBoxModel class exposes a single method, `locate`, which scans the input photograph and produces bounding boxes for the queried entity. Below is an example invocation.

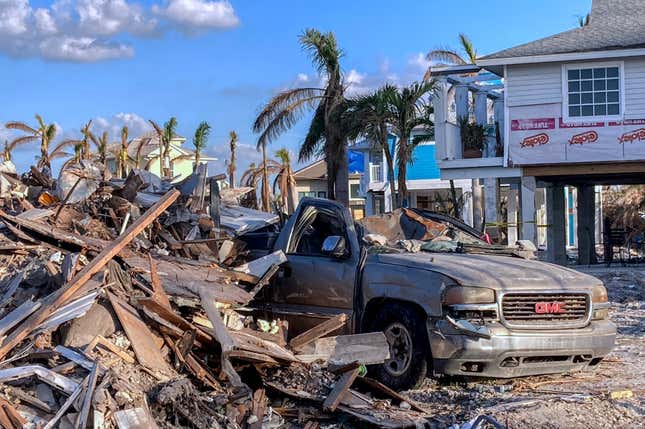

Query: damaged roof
[480,0,645,63]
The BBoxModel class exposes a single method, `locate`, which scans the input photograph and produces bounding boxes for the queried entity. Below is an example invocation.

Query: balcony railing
[370,164,383,182]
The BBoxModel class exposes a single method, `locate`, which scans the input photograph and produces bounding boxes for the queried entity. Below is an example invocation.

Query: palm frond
[458,33,477,63]
[8,135,38,150]
[5,121,37,134]
[45,124,57,142]
[426,48,467,66]
[275,148,291,165]
[299,29,343,76]
[298,103,326,162]
[193,121,211,151]
[49,139,76,157]
[148,120,163,137]
[256,95,322,149]
[253,87,324,133]
[35,114,46,130]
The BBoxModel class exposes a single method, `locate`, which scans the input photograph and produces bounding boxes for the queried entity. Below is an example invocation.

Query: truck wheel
[368,303,429,391]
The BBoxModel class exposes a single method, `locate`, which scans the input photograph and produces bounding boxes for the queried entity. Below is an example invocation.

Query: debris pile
[0,163,429,428]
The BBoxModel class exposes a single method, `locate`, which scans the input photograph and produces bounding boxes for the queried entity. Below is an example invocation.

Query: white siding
[624,57,645,119]
[506,64,562,107]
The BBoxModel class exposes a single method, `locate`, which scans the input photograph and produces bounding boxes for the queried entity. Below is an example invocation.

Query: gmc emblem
[535,302,566,314]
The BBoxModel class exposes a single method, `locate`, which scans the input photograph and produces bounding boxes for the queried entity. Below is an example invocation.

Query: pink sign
[559,119,605,128]
[511,118,556,131]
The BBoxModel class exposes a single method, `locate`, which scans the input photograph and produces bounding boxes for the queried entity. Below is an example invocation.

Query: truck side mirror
[321,235,347,258]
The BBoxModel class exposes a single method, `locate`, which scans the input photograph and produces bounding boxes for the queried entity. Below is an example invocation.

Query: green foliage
[458,116,485,152]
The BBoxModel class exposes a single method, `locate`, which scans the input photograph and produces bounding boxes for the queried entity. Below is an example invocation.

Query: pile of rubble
[0,162,430,428]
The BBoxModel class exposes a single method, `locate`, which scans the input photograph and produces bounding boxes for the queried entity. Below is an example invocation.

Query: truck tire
[368,303,429,391]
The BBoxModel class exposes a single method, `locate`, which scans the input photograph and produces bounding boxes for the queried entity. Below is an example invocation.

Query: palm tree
[388,81,436,208]
[227,131,238,188]
[346,84,398,209]
[149,117,177,178]
[192,121,210,167]
[92,131,109,164]
[119,126,129,178]
[273,148,298,214]
[240,161,281,211]
[253,28,350,206]
[427,33,478,66]
[5,114,58,172]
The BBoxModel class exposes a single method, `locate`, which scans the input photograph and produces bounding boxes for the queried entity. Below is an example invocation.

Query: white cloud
[152,0,238,31]
[40,36,134,61]
[296,73,309,83]
[0,0,238,62]
[408,52,432,72]
[91,112,151,140]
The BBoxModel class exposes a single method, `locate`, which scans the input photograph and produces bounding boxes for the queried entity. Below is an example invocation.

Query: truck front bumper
[428,319,616,378]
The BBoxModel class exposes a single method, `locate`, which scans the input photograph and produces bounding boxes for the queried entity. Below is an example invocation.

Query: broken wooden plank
[199,288,245,389]
[230,331,297,362]
[5,386,54,414]
[0,189,180,360]
[289,313,348,351]
[323,367,360,412]
[228,350,278,365]
[138,297,212,345]
[355,376,426,413]
[85,335,135,364]
[0,399,26,429]
[109,293,172,375]
[298,332,390,366]
[249,389,267,429]
[147,253,171,309]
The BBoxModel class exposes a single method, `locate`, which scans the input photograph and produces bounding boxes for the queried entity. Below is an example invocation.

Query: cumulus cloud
[91,112,151,140]
[153,0,239,31]
[0,0,238,62]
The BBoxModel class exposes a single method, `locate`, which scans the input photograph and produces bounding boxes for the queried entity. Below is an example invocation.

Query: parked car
[253,198,616,390]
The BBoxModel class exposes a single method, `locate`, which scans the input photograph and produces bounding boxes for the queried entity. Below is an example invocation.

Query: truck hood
[377,251,601,291]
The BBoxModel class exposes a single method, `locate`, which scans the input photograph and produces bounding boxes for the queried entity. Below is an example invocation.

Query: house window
[564,64,622,120]
[298,191,317,199]
[317,191,327,198]
[350,184,361,199]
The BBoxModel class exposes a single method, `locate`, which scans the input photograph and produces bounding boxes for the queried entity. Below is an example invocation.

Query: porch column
[483,178,500,241]
[493,98,505,158]
[577,184,597,265]
[520,176,537,244]
[472,179,484,232]
[507,183,519,245]
[545,184,567,265]
[434,79,449,160]
[454,84,469,160]
[474,91,492,157]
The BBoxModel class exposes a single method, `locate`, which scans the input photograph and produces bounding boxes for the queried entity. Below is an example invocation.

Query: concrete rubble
[0,162,432,428]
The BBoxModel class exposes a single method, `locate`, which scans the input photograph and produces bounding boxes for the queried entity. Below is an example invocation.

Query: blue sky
[1,0,592,176]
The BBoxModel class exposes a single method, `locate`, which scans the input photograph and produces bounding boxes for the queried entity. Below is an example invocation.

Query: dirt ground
[405,265,645,429]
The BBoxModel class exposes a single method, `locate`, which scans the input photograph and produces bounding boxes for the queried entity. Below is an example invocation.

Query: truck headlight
[592,284,610,320]
[592,284,608,303]
[443,286,495,305]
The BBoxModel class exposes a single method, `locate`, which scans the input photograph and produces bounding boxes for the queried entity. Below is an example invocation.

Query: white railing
[370,164,383,182]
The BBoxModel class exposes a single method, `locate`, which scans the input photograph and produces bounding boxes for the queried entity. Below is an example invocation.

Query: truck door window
[291,209,348,256]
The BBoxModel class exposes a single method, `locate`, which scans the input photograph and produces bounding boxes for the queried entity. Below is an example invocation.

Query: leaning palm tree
[253,28,350,206]
[346,84,398,209]
[273,148,298,214]
[227,131,238,188]
[425,33,478,80]
[240,161,281,210]
[5,114,58,172]
[192,121,210,167]
[388,81,436,208]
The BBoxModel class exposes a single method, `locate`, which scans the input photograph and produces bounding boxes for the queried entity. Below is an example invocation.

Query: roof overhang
[478,47,645,67]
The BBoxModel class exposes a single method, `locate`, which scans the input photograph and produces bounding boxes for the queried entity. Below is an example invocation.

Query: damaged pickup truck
[254,198,616,390]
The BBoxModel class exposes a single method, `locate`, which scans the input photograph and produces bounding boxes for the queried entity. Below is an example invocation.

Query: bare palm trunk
[396,134,409,208]
[380,125,396,211]
[261,143,270,212]
[229,148,236,189]
[334,141,350,207]
[449,179,459,218]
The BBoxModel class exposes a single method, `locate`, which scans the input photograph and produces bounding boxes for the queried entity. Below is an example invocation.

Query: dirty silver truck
[253,198,616,390]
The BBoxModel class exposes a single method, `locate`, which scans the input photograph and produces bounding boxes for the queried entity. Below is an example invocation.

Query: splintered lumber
[0,189,180,360]
[355,377,426,413]
[147,253,171,309]
[247,263,280,299]
[297,332,389,366]
[289,313,348,351]
[85,335,135,364]
[138,297,212,345]
[124,256,253,304]
[0,208,109,251]
[0,399,26,429]
[200,288,245,388]
[249,389,267,429]
[229,331,297,362]
[323,367,360,412]
[109,293,172,375]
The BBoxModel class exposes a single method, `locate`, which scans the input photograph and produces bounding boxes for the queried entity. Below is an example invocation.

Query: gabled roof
[294,158,363,181]
[480,0,645,63]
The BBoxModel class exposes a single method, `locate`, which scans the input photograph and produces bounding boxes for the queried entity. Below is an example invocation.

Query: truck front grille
[501,293,590,328]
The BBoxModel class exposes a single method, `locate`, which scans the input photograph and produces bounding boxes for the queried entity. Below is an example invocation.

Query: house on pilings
[432,0,645,264]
